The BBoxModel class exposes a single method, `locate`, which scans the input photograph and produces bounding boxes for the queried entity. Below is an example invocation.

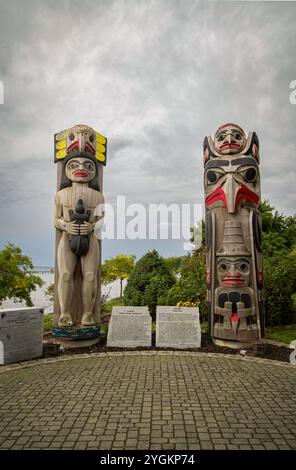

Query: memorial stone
[0,307,43,365]
[107,306,152,348]
[156,306,201,349]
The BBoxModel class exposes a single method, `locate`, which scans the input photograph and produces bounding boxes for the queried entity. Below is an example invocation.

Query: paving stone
[0,353,295,450]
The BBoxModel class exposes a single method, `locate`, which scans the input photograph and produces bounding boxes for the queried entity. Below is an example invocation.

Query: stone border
[0,350,296,374]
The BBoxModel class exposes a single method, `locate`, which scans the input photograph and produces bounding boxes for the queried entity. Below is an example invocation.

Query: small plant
[100,323,108,338]
[43,314,53,332]
[176,301,198,307]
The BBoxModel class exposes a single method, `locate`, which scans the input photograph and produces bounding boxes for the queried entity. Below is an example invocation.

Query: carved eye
[84,162,94,171]
[69,133,75,141]
[219,263,228,272]
[217,133,227,142]
[231,130,242,140]
[244,167,257,182]
[68,162,78,170]
[240,263,248,272]
[89,134,95,143]
[207,171,218,183]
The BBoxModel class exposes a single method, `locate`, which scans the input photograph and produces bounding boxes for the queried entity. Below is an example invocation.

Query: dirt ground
[43,332,293,363]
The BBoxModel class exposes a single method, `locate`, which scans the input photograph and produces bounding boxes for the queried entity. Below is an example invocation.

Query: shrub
[163,251,207,321]
[264,253,296,326]
[124,249,175,319]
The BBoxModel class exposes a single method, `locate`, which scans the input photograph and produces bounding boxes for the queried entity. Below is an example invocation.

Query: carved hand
[66,221,80,235]
[79,221,94,235]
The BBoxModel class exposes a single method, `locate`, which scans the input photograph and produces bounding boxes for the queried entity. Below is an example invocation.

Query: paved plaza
[0,352,295,450]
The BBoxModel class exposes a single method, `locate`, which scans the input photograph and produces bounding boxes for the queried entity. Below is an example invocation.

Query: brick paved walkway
[0,352,295,450]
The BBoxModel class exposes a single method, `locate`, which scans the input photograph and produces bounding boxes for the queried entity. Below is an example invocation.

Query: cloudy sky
[0,0,295,266]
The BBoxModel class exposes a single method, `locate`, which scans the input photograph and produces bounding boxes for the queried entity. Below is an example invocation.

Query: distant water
[0,269,126,314]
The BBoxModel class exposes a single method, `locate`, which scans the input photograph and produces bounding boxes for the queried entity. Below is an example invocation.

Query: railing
[28,268,54,274]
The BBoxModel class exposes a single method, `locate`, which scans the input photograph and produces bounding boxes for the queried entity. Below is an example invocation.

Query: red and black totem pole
[203,123,264,347]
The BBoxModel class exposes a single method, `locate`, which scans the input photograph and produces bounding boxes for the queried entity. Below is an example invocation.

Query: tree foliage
[260,201,296,326]
[124,249,175,318]
[163,244,207,320]
[45,283,55,302]
[264,253,296,326]
[163,256,183,276]
[0,243,43,306]
[102,254,136,298]
[261,200,296,257]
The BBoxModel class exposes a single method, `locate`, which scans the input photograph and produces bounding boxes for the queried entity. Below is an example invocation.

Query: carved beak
[78,135,86,153]
[223,174,239,214]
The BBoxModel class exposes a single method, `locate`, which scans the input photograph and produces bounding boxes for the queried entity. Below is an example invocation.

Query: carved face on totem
[54,124,107,165]
[65,156,96,184]
[66,125,97,156]
[217,257,250,287]
[204,157,260,213]
[214,124,246,155]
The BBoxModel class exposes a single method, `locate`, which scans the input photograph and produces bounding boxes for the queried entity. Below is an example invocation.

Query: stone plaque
[156,306,201,349]
[0,307,44,365]
[107,306,151,348]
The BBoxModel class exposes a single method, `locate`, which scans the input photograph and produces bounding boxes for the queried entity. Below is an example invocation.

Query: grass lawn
[43,313,53,332]
[102,297,124,315]
[200,321,208,333]
[200,322,296,344]
[265,324,296,345]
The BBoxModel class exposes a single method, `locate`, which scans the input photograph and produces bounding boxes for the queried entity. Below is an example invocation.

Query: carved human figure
[203,123,264,345]
[53,125,107,330]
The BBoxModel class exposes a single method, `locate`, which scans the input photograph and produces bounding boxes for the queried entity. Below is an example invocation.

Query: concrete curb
[1,350,296,374]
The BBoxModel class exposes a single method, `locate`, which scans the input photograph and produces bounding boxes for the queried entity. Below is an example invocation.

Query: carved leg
[80,235,100,326]
[57,233,77,326]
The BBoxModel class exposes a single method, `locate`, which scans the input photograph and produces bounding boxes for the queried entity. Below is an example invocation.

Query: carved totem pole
[203,123,264,346]
[52,124,107,340]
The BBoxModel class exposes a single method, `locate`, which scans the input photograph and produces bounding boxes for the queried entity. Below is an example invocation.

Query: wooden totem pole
[203,123,264,347]
[52,124,107,340]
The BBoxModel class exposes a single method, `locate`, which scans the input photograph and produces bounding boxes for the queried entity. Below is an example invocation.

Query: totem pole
[52,124,107,340]
[203,123,264,346]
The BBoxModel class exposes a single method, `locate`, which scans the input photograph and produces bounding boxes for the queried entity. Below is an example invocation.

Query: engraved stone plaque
[0,307,44,365]
[156,306,201,349]
[107,306,152,348]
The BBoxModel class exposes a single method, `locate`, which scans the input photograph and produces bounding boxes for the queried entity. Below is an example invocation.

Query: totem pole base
[52,324,100,341]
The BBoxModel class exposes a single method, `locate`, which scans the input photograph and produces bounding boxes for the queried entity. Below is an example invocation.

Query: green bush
[43,314,53,332]
[264,254,296,326]
[124,249,175,319]
[101,296,125,316]
[0,243,43,306]
[260,201,296,326]
[163,251,207,321]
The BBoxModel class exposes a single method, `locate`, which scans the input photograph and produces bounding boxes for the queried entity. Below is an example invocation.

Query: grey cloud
[0,0,296,264]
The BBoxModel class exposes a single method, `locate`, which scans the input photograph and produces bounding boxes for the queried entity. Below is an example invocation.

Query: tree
[163,256,183,277]
[163,242,207,321]
[102,254,136,298]
[264,253,296,326]
[261,200,296,257]
[0,243,43,306]
[45,284,55,302]
[124,249,175,319]
[260,201,296,326]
